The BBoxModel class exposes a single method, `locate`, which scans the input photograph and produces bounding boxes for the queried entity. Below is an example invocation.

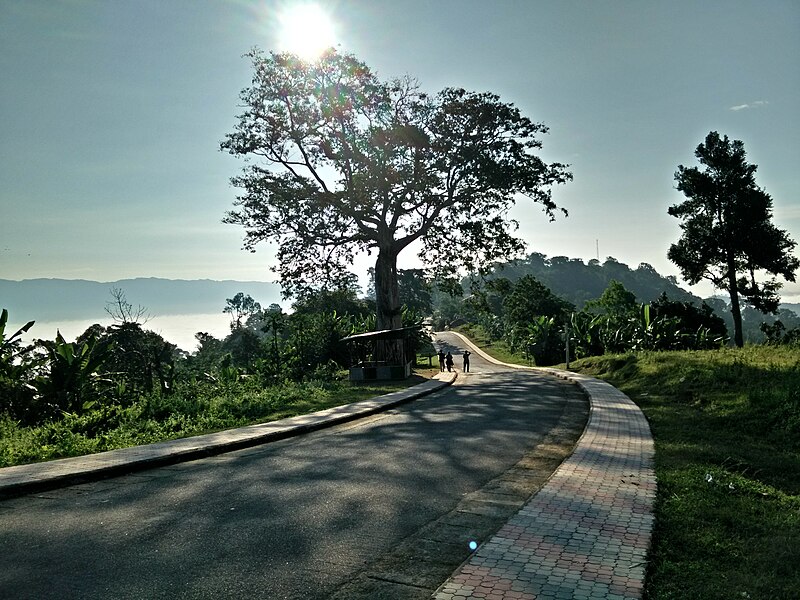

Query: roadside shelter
[341,326,420,381]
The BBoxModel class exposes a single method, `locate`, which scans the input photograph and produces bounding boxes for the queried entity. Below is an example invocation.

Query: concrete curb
[434,331,656,600]
[0,372,457,499]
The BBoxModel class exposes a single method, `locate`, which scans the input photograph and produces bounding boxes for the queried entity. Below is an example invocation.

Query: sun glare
[278,3,337,61]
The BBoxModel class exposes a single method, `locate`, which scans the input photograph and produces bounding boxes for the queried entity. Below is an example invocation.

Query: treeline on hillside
[0,286,431,430]
[438,252,800,345]
[486,253,700,308]
[439,276,729,365]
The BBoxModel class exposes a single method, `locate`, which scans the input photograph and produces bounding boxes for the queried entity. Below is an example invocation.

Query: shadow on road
[1,348,588,600]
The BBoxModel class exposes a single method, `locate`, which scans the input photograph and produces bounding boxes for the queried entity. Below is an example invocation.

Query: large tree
[502,275,574,327]
[221,49,570,358]
[223,292,262,330]
[668,131,798,347]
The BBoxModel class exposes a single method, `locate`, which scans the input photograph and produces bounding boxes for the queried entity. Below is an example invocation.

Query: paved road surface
[1,332,587,599]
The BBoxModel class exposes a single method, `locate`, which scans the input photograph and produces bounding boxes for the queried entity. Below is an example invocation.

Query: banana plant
[627,304,656,351]
[483,314,505,341]
[0,309,41,420]
[524,315,562,365]
[34,332,115,414]
[1,309,37,378]
[694,325,727,349]
[0,308,35,354]
[568,311,604,358]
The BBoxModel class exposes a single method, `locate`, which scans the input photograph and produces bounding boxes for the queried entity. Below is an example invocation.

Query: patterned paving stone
[433,333,656,600]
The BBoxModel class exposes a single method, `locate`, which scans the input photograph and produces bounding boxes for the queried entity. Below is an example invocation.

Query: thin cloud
[773,205,800,221]
[730,100,769,111]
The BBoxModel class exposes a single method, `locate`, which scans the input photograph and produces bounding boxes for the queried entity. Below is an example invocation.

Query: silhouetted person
[445,351,454,372]
[462,350,471,373]
[437,350,446,372]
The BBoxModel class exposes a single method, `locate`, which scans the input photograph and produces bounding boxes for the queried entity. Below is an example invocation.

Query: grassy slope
[575,348,799,599]
[456,324,532,365]
[466,333,800,599]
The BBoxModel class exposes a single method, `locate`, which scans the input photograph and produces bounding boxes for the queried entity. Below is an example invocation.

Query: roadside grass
[0,368,436,468]
[458,332,799,599]
[455,324,532,365]
[571,348,800,599]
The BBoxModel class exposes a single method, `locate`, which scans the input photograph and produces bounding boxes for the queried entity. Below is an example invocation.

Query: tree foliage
[223,292,262,330]
[291,281,372,318]
[480,252,699,309]
[502,275,574,327]
[668,131,799,346]
[650,292,727,342]
[221,49,571,338]
[105,287,149,325]
[77,322,180,399]
[585,279,637,318]
[456,278,727,364]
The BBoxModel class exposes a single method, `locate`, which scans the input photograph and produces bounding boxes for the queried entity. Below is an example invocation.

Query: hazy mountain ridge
[0,278,282,322]
[4,273,798,332]
[781,303,800,316]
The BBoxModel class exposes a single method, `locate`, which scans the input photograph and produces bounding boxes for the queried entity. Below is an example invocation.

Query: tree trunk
[727,255,744,347]
[374,247,405,364]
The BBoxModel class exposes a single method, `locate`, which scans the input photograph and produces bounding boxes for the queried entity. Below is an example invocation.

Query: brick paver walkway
[434,333,656,600]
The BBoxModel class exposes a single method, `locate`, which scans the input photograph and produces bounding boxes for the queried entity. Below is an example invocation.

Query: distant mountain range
[782,303,800,315]
[0,278,282,322]
[4,273,798,331]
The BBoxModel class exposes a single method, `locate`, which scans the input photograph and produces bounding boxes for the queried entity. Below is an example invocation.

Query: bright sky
[2,1,799,300]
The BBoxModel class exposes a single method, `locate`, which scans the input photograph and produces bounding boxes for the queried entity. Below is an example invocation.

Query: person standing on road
[437,349,446,372]
[445,351,454,372]
[462,350,471,373]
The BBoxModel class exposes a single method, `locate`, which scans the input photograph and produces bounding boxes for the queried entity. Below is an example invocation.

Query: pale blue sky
[2,0,799,299]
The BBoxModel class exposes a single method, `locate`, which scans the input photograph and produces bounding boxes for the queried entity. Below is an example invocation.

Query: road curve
[0,332,587,600]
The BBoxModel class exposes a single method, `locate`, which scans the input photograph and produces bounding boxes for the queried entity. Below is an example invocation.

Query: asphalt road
[0,332,587,599]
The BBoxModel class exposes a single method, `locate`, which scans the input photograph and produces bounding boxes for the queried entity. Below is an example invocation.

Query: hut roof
[340,325,420,342]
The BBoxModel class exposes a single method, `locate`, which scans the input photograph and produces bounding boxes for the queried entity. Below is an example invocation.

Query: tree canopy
[223,292,262,330]
[479,252,699,309]
[502,274,574,326]
[668,131,798,346]
[221,49,571,344]
[585,279,637,318]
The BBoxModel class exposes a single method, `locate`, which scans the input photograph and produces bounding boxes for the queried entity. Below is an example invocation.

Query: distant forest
[484,253,699,308]
[462,253,800,343]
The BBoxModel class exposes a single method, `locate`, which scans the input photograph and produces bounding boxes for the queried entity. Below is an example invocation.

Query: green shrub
[0,374,415,467]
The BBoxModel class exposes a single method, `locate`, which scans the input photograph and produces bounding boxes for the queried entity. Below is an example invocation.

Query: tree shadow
[0,364,588,599]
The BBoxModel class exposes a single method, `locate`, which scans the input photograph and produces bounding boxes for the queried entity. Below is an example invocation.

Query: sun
[278,3,337,61]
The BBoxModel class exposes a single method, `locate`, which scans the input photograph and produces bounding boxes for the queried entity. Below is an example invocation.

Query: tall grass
[0,375,426,467]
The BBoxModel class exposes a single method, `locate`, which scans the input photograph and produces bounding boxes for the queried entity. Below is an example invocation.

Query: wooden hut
[341,326,420,381]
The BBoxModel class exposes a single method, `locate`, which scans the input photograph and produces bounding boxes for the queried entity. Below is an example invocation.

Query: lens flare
[278,3,337,60]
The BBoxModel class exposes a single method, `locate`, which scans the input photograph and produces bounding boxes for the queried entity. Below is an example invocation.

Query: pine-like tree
[668,131,798,347]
